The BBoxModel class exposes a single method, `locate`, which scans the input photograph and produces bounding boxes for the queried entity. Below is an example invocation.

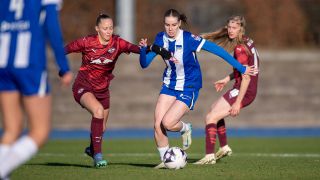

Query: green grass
[11,138,320,180]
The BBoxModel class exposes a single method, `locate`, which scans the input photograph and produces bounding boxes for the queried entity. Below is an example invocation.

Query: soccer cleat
[94,159,107,168]
[84,146,93,158]
[194,153,216,165]
[181,123,192,150]
[154,162,166,169]
[216,145,232,160]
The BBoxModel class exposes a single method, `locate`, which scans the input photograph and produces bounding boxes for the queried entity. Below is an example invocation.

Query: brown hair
[96,13,112,26]
[164,9,188,26]
[202,16,250,54]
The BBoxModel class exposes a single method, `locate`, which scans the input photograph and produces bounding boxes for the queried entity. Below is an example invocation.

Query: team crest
[108,47,116,53]
[191,34,201,41]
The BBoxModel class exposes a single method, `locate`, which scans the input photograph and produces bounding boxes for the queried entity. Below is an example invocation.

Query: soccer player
[194,16,259,165]
[0,0,72,179]
[139,9,258,168]
[65,14,172,168]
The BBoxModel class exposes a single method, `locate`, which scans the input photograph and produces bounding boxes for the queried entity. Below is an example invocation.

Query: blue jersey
[139,30,247,92]
[0,0,69,96]
[0,0,69,73]
[154,30,205,91]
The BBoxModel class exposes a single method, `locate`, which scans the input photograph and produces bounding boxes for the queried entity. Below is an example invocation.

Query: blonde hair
[202,16,250,54]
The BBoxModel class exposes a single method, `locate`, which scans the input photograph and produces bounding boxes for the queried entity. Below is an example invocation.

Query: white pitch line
[38,153,320,158]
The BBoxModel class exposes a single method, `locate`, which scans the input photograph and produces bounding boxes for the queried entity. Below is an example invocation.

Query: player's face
[227,21,241,40]
[164,16,181,38]
[96,18,114,44]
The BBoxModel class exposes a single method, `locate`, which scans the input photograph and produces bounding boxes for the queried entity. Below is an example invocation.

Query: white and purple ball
[163,147,187,169]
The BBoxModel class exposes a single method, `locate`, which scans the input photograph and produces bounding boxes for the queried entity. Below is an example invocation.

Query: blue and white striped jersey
[154,30,205,91]
[0,0,69,74]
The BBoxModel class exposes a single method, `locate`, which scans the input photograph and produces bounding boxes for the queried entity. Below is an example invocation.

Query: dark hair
[164,9,188,25]
[96,13,111,26]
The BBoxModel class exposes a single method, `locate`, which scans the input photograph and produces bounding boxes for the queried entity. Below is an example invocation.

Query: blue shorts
[160,85,199,110]
[0,69,50,96]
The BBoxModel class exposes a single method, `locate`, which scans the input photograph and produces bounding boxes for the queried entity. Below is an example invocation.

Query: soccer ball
[163,147,187,169]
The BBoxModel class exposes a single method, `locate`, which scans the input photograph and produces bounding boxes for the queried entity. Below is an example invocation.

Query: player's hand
[214,77,228,92]
[230,102,241,117]
[60,71,73,87]
[244,65,258,76]
[169,53,179,64]
[139,38,148,48]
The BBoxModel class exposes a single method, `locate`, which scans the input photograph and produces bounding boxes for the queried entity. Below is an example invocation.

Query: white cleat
[216,145,232,160]
[194,153,216,165]
[181,123,192,150]
[154,162,166,169]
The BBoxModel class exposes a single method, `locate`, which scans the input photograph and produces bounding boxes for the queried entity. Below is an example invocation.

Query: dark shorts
[72,81,110,109]
[223,88,255,108]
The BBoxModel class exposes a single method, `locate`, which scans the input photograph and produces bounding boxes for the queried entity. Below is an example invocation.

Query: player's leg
[161,100,191,150]
[0,94,51,178]
[216,118,232,160]
[154,94,176,168]
[194,97,231,165]
[0,92,24,166]
[80,92,107,167]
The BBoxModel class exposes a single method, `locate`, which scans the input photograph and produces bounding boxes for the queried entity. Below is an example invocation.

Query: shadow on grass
[28,162,92,168]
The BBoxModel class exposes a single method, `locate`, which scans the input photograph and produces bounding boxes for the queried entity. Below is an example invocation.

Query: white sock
[0,144,11,161]
[157,145,169,161]
[180,121,189,133]
[0,136,38,178]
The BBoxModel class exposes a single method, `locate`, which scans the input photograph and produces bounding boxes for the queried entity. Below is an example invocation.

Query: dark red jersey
[65,34,140,92]
[232,37,259,97]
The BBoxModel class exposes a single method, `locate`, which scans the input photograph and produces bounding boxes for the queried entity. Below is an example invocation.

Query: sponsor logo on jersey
[90,57,113,65]
[108,47,116,53]
[191,34,201,41]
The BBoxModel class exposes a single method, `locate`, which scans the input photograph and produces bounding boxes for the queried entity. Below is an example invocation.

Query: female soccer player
[194,16,259,165]
[65,14,171,168]
[0,0,72,179]
[139,9,257,168]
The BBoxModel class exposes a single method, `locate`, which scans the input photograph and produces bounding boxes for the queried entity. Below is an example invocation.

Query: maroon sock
[205,123,217,154]
[217,119,228,147]
[90,117,104,155]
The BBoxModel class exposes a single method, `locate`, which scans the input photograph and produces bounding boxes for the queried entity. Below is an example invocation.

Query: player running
[194,16,260,165]
[0,0,72,179]
[139,9,258,169]
[65,13,172,168]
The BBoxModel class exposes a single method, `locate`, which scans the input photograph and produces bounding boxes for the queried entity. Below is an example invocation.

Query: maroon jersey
[65,34,140,92]
[232,37,259,98]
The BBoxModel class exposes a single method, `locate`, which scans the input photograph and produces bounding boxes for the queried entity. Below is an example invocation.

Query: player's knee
[205,112,219,124]
[162,119,174,130]
[93,106,104,118]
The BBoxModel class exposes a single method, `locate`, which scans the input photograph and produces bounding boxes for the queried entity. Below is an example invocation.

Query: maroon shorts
[72,81,110,109]
[223,88,255,108]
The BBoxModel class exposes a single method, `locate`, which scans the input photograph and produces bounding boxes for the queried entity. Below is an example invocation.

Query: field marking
[38,152,320,158]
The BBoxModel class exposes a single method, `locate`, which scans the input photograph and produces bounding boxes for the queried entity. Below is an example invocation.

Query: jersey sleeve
[188,33,206,52]
[119,38,140,54]
[64,37,86,54]
[43,2,70,76]
[234,45,249,65]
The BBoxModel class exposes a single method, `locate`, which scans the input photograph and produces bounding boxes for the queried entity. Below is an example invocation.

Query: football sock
[179,121,188,133]
[0,136,38,178]
[91,117,104,156]
[157,145,169,161]
[0,144,11,161]
[217,119,228,147]
[205,123,217,154]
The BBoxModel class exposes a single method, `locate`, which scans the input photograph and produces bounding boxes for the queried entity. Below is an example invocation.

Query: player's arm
[64,38,86,54]
[139,46,157,69]
[230,47,251,116]
[119,38,140,54]
[201,41,257,75]
[43,2,71,79]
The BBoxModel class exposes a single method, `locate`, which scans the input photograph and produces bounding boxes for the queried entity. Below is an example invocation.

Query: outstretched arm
[201,41,246,74]
[139,47,157,69]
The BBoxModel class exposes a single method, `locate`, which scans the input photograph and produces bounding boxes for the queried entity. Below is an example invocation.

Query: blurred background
[5,0,320,131]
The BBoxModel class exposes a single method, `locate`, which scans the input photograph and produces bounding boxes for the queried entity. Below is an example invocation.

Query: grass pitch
[11,137,320,180]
